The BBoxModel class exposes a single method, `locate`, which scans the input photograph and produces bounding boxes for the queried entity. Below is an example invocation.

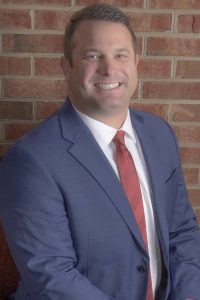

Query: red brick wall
[0,0,200,221]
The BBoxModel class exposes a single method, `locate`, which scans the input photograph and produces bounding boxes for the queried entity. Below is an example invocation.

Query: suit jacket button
[137,265,146,273]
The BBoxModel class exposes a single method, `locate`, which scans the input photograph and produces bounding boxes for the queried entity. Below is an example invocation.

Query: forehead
[72,20,134,50]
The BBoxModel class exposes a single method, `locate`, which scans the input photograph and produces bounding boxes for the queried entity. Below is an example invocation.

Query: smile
[95,82,120,90]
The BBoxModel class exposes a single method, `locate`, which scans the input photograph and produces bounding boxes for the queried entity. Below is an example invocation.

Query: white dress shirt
[74,107,161,297]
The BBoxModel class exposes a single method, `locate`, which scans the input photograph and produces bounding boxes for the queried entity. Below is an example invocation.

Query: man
[0,4,200,300]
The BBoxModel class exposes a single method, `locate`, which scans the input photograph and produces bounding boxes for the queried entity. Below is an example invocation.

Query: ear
[60,56,71,81]
[135,54,139,67]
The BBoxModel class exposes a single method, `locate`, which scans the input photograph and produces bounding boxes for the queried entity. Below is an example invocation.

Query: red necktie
[113,130,153,300]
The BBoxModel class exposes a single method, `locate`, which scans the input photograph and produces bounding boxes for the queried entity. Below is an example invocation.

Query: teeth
[95,83,120,89]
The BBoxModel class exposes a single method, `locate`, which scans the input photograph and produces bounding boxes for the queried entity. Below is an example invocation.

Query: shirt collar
[73,106,136,150]
[121,111,137,144]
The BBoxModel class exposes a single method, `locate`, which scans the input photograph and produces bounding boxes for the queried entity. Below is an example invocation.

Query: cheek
[122,62,137,78]
[129,67,138,84]
[75,67,96,92]
[81,64,98,81]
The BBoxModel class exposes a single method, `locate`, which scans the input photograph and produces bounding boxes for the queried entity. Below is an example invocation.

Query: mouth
[94,82,121,90]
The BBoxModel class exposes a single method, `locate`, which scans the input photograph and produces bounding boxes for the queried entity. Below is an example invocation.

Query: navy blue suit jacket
[0,100,200,300]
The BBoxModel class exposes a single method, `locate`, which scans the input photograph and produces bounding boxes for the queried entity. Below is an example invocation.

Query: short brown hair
[64,4,137,66]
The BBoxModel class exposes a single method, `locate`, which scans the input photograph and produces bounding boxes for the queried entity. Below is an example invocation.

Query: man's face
[63,20,139,125]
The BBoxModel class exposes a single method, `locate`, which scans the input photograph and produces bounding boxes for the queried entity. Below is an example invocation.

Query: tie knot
[113,130,125,146]
[113,130,129,157]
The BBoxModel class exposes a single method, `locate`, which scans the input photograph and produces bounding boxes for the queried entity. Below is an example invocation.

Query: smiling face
[62,20,139,128]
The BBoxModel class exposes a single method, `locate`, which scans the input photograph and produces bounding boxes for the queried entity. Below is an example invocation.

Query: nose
[97,57,117,76]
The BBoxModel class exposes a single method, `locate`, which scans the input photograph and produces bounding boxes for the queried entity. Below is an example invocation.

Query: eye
[84,54,100,62]
[116,53,128,60]
[116,52,128,60]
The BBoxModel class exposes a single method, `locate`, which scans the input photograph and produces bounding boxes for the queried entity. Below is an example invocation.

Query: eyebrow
[83,49,100,53]
[83,48,130,53]
[116,48,129,52]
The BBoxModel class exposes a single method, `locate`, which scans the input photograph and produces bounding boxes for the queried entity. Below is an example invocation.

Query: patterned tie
[113,130,153,300]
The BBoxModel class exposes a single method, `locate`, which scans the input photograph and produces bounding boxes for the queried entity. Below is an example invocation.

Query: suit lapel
[130,110,169,259]
[58,100,147,253]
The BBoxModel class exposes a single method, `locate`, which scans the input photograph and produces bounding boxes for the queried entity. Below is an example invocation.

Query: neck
[73,105,128,129]
[89,112,127,129]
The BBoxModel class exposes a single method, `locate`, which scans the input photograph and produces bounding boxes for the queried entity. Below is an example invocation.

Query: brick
[0,144,11,160]
[36,11,72,30]
[180,147,200,164]
[74,0,144,6]
[4,79,67,98]
[0,122,3,141]
[75,0,144,7]
[0,56,31,76]
[136,37,142,55]
[195,208,200,225]
[5,122,38,141]
[75,0,107,5]
[131,103,169,120]
[172,104,200,122]
[183,167,199,185]
[115,0,144,7]
[178,15,200,33]
[0,9,31,29]
[149,0,200,9]
[3,34,63,53]
[188,189,200,207]
[0,101,33,120]
[36,101,63,119]
[143,81,200,100]
[147,37,200,57]
[0,80,2,97]
[138,59,171,79]
[2,0,71,5]
[36,11,170,32]
[128,13,171,32]
[173,125,200,143]
[176,60,200,79]
[35,57,63,76]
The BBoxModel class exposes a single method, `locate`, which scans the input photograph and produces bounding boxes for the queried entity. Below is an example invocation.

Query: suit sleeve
[167,126,200,300]
[0,145,115,300]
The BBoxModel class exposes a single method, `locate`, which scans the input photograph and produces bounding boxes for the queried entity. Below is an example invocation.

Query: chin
[101,102,128,114]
